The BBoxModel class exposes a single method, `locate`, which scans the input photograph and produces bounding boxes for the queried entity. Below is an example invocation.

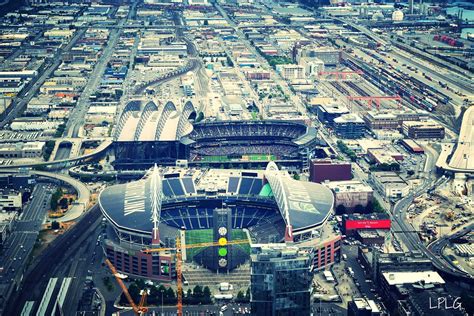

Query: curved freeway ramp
[0,139,112,170]
[449,106,474,171]
[134,59,200,95]
[0,169,90,222]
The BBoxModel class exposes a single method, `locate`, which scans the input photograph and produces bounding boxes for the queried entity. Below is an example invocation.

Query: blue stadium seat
[227,177,240,193]
[169,179,185,196]
[162,180,173,197]
[238,178,253,194]
[181,178,195,194]
[249,179,263,195]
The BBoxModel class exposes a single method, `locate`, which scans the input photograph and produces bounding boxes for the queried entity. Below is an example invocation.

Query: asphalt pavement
[0,184,52,313]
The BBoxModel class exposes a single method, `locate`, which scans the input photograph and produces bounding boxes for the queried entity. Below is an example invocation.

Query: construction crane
[347,95,402,110]
[318,70,363,80]
[105,259,149,316]
[143,237,250,316]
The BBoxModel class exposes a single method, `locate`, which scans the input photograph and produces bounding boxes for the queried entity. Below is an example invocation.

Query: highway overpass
[0,169,90,222]
[0,139,112,171]
[449,106,474,171]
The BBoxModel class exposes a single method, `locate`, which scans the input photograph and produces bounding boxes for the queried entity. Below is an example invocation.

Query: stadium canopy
[264,162,334,232]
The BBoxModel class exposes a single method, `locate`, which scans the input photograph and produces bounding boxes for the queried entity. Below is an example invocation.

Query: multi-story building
[323,180,374,212]
[316,103,349,126]
[333,114,365,139]
[297,46,341,66]
[275,64,305,81]
[369,172,410,199]
[367,148,403,165]
[363,112,399,130]
[0,212,16,247]
[347,297,381,316]
[399,139,424,154]
[402,120,445,139]
[250,246,312,316]
[298,57,324,77]
[0,142,45,159]
[309,159,352,183]
[0,189,22,211]
[363,110,426,132]
[358,249,434,285]
[244,70,271,81]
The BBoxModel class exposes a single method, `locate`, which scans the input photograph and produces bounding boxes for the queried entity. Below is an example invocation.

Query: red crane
[318,70,363,80]
[347,95,402,110]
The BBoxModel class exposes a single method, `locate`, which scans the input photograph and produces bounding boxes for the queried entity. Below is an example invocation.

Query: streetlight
[161,289,164,316]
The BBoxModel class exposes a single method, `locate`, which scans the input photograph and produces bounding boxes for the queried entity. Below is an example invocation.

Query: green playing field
[184,229,250,261]
[200,154,275,162]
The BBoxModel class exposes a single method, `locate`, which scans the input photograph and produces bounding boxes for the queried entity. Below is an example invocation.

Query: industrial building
[0,189,22,211]
[309,159,352,184]
[369,172,410,199]
[399,139,424,154]
[402,120,445,139]
[333,114,366,139]
[0,142,45,159]
[323,180,374,212]
[316,103,349,126]
[347,297,381,316]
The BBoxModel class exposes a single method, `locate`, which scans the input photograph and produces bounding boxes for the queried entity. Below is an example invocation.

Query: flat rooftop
[382,271,445,286]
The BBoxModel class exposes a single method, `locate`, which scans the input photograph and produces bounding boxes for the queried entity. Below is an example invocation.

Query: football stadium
[99,162,341,282]
[112,99,323,170]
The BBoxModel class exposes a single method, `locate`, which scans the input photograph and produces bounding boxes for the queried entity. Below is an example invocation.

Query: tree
[193,285,203,301]
[293,173,300,180]
[195,112,204,122]
[121,283,140,305]
[335,204,347,215]
[202,286,212,304]
[165,287,176,304]
[51,221,60,230]
[184,288,193,304]
[354,204,365,214]
[236,290,245,303]
[245,288,250,302]
[59,197,69,209]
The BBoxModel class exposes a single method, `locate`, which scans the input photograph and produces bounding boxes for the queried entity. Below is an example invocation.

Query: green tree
[195,112,204,122]
[354,204,365,214]
[203,286,212,304]
[193,285,203,301]
[184,288,193,304]
[121,283,140,305]
[335,204,347,215]
[165,287,176,304]
[236,290,245,303]
[51,221,60,230]
[59,197,69,209]
[245,288,250,302]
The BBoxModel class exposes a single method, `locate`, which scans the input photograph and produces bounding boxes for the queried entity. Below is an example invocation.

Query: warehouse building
[402,120,445,139]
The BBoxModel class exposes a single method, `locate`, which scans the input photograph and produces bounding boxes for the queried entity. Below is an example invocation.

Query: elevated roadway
[449,106,474,171]
[0,139,111,170]
[0,169,90,222]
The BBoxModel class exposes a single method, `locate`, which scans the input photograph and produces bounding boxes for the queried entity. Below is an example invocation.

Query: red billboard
[345,219,391,230]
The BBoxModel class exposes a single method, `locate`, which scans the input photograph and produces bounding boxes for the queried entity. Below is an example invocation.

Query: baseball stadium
[98,162,341,283]
[112,99,323,170]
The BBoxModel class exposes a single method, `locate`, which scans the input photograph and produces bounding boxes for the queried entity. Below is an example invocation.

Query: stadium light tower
[150,164,162,245]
